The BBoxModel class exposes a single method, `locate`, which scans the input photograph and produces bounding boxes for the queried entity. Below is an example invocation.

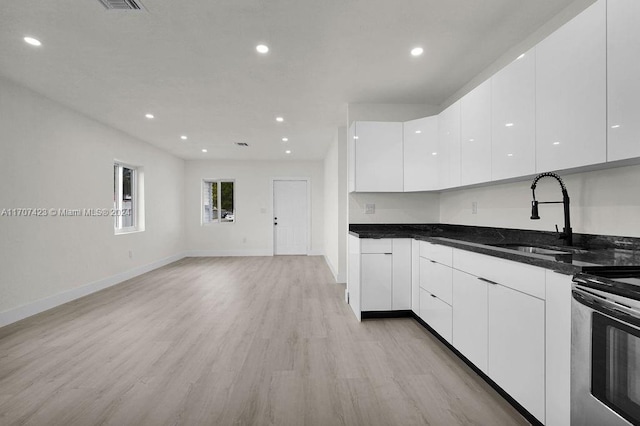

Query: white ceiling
[0,0,581,161]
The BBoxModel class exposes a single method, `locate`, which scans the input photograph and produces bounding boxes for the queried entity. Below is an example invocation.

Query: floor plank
[0,256,530,425]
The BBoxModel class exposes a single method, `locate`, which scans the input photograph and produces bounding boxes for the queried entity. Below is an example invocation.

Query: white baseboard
[322,255,346,283]
[0,252,186,328]
[324,255,339,282]
[187,249,273,257]
[308,249,324,256]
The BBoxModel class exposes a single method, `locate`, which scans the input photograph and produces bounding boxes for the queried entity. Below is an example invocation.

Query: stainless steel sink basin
[489,244,571,255]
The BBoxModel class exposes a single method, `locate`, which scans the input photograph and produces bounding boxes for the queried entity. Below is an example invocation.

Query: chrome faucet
[530,172,573,246]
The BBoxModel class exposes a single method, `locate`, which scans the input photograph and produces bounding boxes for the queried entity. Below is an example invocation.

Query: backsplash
[439,163,640,238]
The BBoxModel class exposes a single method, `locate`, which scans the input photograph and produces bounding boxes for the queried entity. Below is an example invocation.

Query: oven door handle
[573,287,640,328]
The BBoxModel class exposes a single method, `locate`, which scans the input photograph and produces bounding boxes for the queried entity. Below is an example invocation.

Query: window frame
[114,162,140,234]
[202,179,235,225]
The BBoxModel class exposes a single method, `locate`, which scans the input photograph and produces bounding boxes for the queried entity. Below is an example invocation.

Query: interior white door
[273,180,309,255]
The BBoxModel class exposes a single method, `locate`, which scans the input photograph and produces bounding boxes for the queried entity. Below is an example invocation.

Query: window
[114,163,139,232]
[203,180,235,224]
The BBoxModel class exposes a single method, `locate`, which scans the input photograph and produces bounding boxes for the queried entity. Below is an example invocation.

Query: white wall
[185,159,324,256]
[0,76,185,325]
[350,192,440,224]
[322,127,348,283]
[324,133,340,279]
[439,165,640,237]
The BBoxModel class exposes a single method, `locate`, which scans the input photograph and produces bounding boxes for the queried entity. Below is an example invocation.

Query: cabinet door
[536,0,606,172]
[403,116,439,191]
[419,258,453,305]
[354,121,404,192]
[491,48,536,181]
[411,240,420,314]
[392,239,412,310]
[438,102,461,189]
[488,284,545,423]
[607,0,640,161]
[461,80,492,185]
[420,288,452,343]
[361,253,392,311]
[452,270,488,373]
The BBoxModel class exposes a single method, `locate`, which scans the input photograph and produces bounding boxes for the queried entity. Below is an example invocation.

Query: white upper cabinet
[607,0,640,161]
[403,116,439,191]
[461,80,492,185]
[491,48,536,181]
[352,121,404,192]
[535,0,606,172]
[438,102,461,189]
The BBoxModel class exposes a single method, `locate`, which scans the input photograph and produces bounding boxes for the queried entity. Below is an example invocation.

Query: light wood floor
[0,256,529,425]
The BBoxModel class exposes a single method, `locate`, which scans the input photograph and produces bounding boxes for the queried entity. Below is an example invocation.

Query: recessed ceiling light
[553,141,560,145]
[354,136,359,140]
[411,47,424,56]
[505,123,514,127]
[285,150,291,154]
[282,137,288,142]
[24,36,42,46]
[202,148,208,153]
[431,152,437,156]
[276,116,284,122]
[180,135,188,140]
[415,130,422,134]
[469,138,475,142]
[145,113,154,119]
[507,153,514,157]
[256,44,269,54]
[611,124,621,129]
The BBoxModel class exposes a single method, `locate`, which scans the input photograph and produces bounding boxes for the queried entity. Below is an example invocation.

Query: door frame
[270,177,311,256]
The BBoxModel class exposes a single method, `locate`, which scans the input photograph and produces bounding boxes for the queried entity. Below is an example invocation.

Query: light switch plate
[472,201,478,214]
[365,203,375,214]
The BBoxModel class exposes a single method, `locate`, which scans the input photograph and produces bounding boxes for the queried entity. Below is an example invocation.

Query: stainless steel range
[572,269,640,426]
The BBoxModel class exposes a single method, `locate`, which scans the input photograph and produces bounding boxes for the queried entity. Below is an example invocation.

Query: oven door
[572,285,640,426]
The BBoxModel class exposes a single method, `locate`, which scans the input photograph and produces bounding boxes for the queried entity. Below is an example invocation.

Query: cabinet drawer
[419,241,453,266]
[453,249,545,299]
[419,257,453,305]
[420,288,452,343]
[361,238,393,254]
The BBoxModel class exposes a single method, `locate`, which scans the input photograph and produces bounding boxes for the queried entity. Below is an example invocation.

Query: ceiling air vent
[98,0,144,10]
[235,142,249,147]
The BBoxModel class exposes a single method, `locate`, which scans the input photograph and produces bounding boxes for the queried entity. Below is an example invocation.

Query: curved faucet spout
[529,172,572,246]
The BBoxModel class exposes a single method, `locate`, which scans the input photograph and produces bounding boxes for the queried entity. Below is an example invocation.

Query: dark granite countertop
[349,224,640,275]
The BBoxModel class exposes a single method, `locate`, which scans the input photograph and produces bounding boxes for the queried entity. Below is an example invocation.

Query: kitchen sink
[488,243,571,255]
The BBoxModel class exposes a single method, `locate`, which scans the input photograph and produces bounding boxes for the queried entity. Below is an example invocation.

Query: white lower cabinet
[419,257,453,305]
[361,253,393,311]
[488,283,545,423]
[392,239,412,310]
[452,269,488,373]
[449,247,547,423]
[420,288,452,343]
[358,238,412,313]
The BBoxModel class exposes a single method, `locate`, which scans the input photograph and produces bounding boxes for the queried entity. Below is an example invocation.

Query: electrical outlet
[128,250,133,259]
[472,201,478,214]
[365,203,375,214]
